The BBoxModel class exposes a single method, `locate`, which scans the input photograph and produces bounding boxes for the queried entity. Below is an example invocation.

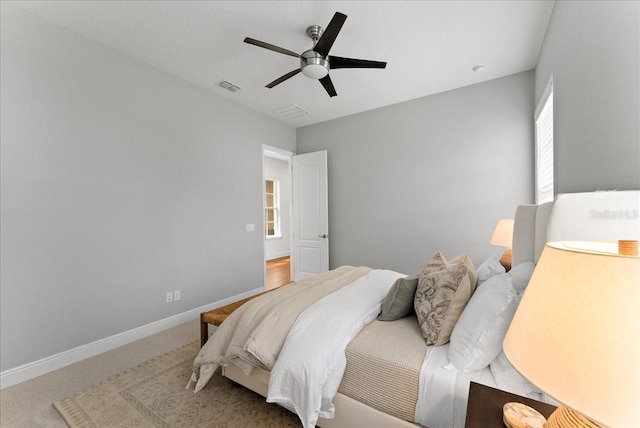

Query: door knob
[318,234,329,239]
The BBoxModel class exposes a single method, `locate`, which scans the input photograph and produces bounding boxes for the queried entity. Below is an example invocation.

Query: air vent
[272,104,309,119]
[218,80,241,92]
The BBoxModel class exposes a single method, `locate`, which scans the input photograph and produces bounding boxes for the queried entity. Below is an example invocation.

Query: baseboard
[266,252,290,261]
[0,287,264,389]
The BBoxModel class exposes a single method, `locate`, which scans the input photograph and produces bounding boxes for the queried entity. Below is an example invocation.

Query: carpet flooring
[53,340,301,427]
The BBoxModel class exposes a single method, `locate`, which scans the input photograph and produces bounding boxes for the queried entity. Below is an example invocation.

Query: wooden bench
[200,291,268,346]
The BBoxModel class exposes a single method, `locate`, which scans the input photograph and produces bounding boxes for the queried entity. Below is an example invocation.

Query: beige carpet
[53,340,301,427]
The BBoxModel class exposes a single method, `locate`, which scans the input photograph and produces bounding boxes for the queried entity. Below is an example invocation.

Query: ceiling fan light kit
[244,12,387,97]
[300,51,329,79]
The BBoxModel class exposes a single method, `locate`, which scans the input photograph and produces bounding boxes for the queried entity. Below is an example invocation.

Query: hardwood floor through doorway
[266,256,290,290]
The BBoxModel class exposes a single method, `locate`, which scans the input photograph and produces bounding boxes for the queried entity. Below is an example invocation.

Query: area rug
[53,340,301,427]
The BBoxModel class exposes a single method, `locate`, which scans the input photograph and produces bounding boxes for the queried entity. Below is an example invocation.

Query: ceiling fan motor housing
[301,50,329,79]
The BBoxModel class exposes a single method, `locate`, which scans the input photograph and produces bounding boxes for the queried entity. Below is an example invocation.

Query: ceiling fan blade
[266,69,302,88]
[319,75,337,97]
[313,12,347,57]
[329,56,387,70]
[244,37,301,58]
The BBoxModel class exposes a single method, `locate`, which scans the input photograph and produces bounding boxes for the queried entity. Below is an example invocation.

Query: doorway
[263,145,293,289]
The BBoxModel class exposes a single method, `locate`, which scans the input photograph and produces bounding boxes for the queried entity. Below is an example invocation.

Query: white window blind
[535,78,554,204]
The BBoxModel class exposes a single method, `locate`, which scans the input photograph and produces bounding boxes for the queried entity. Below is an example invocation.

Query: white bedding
[416,343,556,428]
[416,343,493,428]
[267,269,405,428]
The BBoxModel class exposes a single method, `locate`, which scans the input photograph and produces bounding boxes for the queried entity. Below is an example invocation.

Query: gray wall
[0,5,295,371]
[264,156,291,260]
[297,71,535,274]
[535,0,640,193]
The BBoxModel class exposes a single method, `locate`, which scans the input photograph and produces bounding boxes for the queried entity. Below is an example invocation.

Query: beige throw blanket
[190,266,372,392]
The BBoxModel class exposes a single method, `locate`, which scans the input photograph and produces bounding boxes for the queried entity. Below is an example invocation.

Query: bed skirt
[222,364,420,428]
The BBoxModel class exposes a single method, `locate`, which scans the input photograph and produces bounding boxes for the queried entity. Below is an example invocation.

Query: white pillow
[446,273,518,373]
[508,262,535,293]
[476,254,506,286]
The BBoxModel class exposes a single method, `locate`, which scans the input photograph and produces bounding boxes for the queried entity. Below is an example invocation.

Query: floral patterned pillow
[414,252,477,346]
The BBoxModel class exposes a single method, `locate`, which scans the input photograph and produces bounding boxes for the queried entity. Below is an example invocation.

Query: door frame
[262,145,294,289]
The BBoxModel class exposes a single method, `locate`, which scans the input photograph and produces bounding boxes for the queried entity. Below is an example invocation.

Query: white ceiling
[11,1,555,128]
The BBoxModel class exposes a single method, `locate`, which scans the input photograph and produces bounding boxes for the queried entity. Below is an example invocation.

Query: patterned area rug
[53,340,301,427]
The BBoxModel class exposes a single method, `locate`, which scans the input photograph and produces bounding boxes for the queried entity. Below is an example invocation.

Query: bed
[189,190,639,428]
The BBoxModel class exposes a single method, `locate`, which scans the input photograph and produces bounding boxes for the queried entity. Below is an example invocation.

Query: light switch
[246,223,255,232]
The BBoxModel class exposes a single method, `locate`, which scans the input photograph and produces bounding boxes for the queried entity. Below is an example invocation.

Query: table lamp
[490,218,514,270]
[503,241,640,427]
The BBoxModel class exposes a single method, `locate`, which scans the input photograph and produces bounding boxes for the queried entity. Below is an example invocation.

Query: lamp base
[500,248,512,271]
[544,405,602,428]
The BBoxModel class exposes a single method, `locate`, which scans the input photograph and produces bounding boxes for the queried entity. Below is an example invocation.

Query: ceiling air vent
[273,104,309,119]
[218,80,241,92]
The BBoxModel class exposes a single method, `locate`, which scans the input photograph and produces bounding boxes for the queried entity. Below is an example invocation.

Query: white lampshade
[490,218,514,248]
[503,241,640,427]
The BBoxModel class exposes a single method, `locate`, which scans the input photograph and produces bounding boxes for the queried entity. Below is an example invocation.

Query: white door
[291,150,329,280]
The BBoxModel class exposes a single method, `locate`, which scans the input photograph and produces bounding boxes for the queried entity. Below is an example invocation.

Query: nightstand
[464,382,557,428]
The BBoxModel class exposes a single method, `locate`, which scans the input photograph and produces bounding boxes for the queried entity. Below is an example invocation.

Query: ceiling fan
[244,12,387,97]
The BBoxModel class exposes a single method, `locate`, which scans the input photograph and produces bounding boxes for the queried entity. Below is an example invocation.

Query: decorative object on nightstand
[503,402,546,428]
[503,241,640,427]
[490,218,514,270]
[464,382,556,428]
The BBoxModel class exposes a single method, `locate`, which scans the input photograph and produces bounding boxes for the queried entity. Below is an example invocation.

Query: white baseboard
[266,252,290,261]
[0,287,264,389]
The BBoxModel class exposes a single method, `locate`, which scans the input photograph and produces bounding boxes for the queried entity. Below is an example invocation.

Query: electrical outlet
[174,290,181,301]
[166,292,173,303]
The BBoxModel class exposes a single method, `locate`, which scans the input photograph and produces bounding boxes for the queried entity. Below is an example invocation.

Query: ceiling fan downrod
[306,25,324,46]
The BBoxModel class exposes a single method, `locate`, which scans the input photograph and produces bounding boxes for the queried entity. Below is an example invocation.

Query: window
[535,77,554,204]
[265,179,281,238]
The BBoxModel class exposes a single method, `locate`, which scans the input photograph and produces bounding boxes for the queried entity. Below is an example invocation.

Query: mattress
[338,315,427,422]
